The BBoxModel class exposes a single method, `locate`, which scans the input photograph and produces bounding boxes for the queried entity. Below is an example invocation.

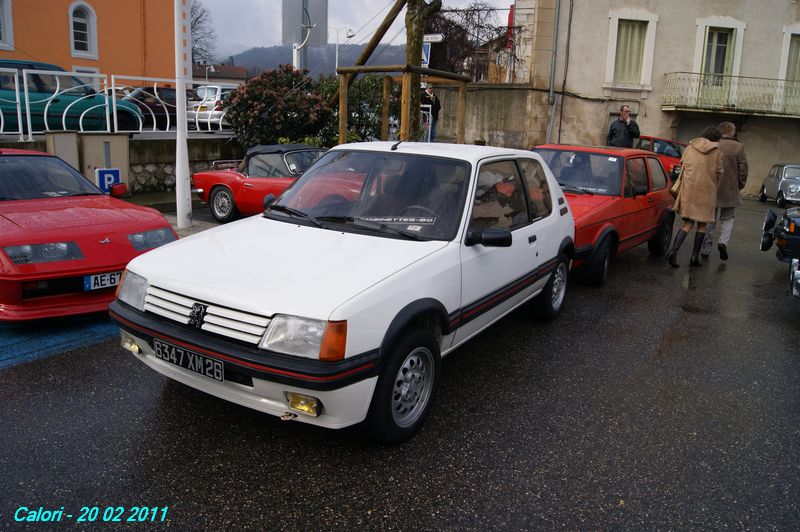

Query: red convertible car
[191,144,326,222]
[0,149,177,321]
[533,144,674,285]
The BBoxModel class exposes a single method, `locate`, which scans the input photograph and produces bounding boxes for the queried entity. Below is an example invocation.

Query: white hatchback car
[110,142,575,442]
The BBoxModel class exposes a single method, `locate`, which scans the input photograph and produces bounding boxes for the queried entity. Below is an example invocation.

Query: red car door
[618,156,656,252]
[237,175,296,215]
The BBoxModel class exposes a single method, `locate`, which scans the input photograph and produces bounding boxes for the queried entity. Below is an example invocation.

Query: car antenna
[390,139,403,151]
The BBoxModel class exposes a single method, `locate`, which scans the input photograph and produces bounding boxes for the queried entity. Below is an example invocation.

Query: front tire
[777,191,788,209]
[366,329,441,444]
[535,252,569,320]
[210,186,238,223]
[758,186,768,202]
[584,238,613,286]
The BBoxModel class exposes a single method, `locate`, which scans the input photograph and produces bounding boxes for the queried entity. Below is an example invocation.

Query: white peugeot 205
[110,142,575,443]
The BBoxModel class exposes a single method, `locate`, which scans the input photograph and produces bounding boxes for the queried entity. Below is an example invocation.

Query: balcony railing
[662,72,800,117]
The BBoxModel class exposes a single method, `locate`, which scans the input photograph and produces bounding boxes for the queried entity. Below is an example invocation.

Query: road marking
[0,315,118,370]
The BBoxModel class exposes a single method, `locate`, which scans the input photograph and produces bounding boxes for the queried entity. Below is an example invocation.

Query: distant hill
[232,44,407,77]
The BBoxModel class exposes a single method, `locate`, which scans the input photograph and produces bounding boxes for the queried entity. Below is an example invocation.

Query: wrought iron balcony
[662,72,800,118]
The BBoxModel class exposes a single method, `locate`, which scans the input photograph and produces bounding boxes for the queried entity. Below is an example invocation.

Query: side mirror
[109,183,127,197]
[263,193,275,209]
[465,228,512,247]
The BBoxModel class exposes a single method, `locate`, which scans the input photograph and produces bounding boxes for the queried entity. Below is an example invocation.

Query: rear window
[534,149,623,196]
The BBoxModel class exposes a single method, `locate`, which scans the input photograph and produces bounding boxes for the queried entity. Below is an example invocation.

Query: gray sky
[203,0,514,59]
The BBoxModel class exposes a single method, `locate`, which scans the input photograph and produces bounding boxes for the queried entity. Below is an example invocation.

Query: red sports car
[0,149,177,321]
[533,144,675,285]
[635,135,686,179]
[191,144,326,223]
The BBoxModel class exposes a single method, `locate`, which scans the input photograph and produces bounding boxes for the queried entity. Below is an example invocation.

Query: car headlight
[128,228,177,251]
[789,184,799,194]
[260,315,347,361]
[2,242,83,265]
[116,270,148,311]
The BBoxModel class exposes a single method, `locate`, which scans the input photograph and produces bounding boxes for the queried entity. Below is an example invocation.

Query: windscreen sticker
[360,216,436,225]
[608,157,617,162]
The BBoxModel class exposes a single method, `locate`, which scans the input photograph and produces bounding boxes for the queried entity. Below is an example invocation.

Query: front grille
[144,285,270,345]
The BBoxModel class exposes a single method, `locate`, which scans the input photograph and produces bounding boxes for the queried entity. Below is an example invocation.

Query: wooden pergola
[335,64,470,145]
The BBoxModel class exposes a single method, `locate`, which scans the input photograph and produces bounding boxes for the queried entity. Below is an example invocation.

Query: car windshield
[269,150,471,241]
[0,155,102,201]
[284,150,326,175]
[534,149,623,196]
[784,167,800,178]
[653,139,684,158]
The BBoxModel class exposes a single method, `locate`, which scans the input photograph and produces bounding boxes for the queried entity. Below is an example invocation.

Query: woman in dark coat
[666,126,723,267]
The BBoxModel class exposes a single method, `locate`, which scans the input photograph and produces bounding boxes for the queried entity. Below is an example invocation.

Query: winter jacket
[716,135,748,208]
[606,119,640,148]
[673,137,723,223]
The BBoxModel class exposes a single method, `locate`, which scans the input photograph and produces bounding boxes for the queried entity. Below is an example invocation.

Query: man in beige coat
[701,122,748,261]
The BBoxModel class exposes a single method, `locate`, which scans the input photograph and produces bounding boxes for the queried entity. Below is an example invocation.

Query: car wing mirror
[263,193,276,210]
[465,228,512,247]
[109,183,128,197]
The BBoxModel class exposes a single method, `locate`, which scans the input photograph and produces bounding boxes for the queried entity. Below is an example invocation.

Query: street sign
[423,33,444,43]
[422,42,431,68]
[95,168,121,194]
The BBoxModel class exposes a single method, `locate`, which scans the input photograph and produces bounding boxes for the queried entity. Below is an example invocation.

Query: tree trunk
[405,0,441,139]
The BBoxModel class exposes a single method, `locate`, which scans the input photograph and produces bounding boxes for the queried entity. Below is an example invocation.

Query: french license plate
[83,271,123,291]
[152,338,224,382]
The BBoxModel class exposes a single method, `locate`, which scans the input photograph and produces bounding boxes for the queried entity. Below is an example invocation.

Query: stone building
[438,0,800,195]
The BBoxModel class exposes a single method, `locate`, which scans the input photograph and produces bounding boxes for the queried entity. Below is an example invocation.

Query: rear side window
[647,157,667,190]
[625,157,649,196]
[517,158,552,220]
[470,160,528,231]
[637,138,652,151]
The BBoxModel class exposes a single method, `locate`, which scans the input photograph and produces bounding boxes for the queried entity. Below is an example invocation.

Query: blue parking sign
[422,43,431,68]
[95,168,121,194]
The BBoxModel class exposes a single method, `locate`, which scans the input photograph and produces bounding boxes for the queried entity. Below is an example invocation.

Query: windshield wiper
[317,215,426,241]
[60,192,103,197]
[265,204,323,228]
[558,182,593,195]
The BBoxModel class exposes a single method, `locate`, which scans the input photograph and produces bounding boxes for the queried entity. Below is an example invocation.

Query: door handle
[243,183,254,188]
[528,234,537,243]
[647,196,654,203]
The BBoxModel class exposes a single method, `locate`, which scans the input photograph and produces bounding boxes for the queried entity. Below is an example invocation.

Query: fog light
[120,330,141,354]
[284,392,321,417]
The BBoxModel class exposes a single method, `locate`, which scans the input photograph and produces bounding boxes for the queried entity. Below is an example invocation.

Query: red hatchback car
[635,135,686,179]
[191,144,326,223]
[0,149,177,320]
[533,145,674,285]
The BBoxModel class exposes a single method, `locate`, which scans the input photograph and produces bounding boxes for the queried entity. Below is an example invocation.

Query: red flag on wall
[506,4,515,48]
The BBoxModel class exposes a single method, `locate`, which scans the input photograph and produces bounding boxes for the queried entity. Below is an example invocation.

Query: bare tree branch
[191,0,217,64]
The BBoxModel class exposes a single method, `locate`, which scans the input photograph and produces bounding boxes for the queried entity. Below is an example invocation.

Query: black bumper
[109,300,378,392]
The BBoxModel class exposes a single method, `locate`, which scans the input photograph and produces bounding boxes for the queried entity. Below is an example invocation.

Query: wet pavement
[1,200,799,529]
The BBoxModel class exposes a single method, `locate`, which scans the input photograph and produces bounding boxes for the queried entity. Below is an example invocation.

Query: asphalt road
[1,200,799,529]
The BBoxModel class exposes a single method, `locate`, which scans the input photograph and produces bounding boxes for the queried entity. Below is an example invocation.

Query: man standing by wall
[702,121,749,261]
[420,84,441,142]
[606,105,640,148]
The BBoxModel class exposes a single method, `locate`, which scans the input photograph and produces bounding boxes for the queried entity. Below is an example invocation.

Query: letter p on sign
[95,168,121,194]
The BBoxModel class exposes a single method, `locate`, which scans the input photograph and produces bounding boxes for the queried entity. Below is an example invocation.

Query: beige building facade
[439,0,800,195]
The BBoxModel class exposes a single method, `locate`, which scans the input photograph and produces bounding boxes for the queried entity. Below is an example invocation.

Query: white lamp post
[331,26,355,72]
[205,64,216,83]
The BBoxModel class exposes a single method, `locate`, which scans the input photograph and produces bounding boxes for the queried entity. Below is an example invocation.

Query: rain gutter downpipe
[546,0,561,143]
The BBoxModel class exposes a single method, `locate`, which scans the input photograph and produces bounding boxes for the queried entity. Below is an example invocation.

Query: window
[613,20,646,84]
[470,161,528,231]
[604,8,658,91]
[646,158,667,191]
[0,0,14,51]
[517,158,552,220]
[69,2,98,60]
[625,158,649,196]
[692,17,746,78]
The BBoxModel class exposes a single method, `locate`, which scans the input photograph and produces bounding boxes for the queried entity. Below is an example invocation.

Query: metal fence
[663,71,800,116]
[0,69,240,140]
